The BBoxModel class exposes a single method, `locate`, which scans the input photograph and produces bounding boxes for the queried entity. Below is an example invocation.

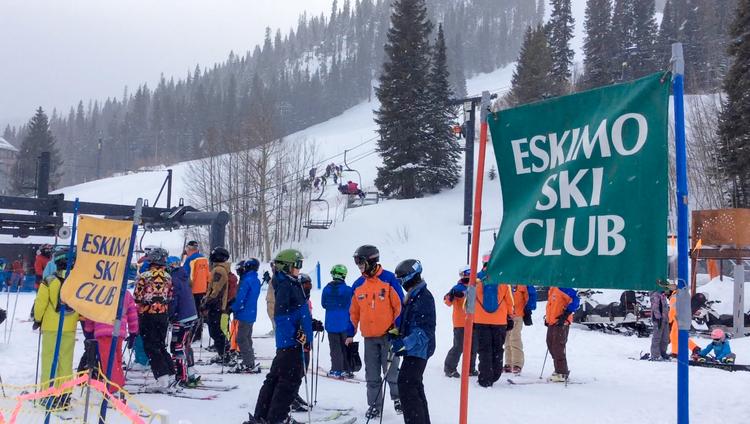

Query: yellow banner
[61,215,133,324]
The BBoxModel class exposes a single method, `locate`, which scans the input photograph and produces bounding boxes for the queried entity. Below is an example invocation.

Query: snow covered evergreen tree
[656,0,677,68]
[611,0,635,81]
[423,24,461,194]
[374,0,433,198]
[12,107,61,194]
[631,0,659,78]
[546,0,575,95]
[509,25,554,105]
[718,0,750,206]
[582,0,614,90]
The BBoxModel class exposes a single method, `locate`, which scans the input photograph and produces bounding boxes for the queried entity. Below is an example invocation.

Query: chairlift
[303,178,332,236]
[340,149,380,209]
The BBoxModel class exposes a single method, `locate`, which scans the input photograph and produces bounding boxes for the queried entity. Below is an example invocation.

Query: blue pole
[672,43,690,424]
[99,199,143,424]
[316,261,321,290]
[44,198,79,424]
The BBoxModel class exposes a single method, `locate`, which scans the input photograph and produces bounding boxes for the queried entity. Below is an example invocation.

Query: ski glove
[296,328,308,346]
[387,326,400,341]
[126,333,137,350]
[523,309,533,326]
[390,338,406,356]
[32,321,41,331]
[506,316,515,331]
[312,319,324,333]
[449,288,465,299]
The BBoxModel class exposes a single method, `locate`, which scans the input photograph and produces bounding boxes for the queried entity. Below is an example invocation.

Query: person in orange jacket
[544,287,579,382]
[503,284,536,374]
[443,265,478,378]
[668,290,699,356]
[347,245,404,419]
[474,275,514,388]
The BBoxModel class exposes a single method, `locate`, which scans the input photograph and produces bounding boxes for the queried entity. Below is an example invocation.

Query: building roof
[0,137,18,152]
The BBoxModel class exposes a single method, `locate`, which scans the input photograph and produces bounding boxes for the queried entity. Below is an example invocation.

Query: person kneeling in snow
[390,259,436,424]
[696,328,736,364]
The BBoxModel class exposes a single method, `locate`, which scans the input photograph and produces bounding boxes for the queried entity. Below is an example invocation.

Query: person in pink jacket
[84,290,139,393]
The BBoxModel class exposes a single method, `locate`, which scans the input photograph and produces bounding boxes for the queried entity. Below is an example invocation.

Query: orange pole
[458,96,490,424]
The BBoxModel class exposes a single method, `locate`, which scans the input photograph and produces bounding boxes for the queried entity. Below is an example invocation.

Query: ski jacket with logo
[273,271,313,349]
[134,267,173,315]
[204,261,230,312]
[321,279,354,334]
[169,266,198,323]
[444,278,470,328]
[33,271,79,332]
[183,252,209,295]
[544,287,579,326]
[349,266,403,337]
[511,285,537,316]
[398,281,436,359]
[699,340,733,361]
[232,270,261,323]
[474,280,514,325]
[84,291,139,338]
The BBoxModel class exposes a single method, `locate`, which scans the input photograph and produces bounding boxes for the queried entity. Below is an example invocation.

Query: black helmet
[300,273,312,299]
[210,247,230,263]
[237,258,260,275]
[353,245,379,275]
[395,259,423,289]
[147,247,169,267]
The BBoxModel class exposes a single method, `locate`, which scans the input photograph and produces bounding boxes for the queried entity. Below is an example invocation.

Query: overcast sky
[0,0,332,130]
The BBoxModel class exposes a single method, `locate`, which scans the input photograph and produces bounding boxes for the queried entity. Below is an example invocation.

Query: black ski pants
[206,308,226,356]
[475,324,507,387]
[254,345,304,423]
[327,332,350,373]
[192,294,204,342]
[546,324,570,376]
[140,313,175,379]
[398,356,430,424]
[443,327,478,374]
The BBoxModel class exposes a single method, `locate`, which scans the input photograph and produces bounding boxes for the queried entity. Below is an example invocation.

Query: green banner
[486,73,670,290]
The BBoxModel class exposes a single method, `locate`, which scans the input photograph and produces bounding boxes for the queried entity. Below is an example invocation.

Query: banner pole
[44,198,79,424]
[458,91,490,424]
[98,198,143,424]
[671,42,690,424]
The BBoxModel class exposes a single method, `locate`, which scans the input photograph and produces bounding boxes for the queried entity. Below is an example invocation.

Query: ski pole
[366,349,394,424]
[33,329,41,406]
[3,279,10,343]
[124,344,135,380]
[300,345,312,424]
[6,282,22,344]
[539,348,549,380]
[0,370,6,397]
[313,331,322,407]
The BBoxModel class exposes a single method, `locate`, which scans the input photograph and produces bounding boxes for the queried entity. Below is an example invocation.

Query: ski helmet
[40,244,53,257]
[395,259,423,289]
[244,258,260,272]
[330,264,348,280]
[300,273,313,298]
[459,265,471,278]
[274,249,304,273]
[209,247,230,263]
[166,256,182,270]
[711,328,726,342]
[147,247,169,267]
[353,245,379,274]
[482,251,491,264]
[53,247,76,269]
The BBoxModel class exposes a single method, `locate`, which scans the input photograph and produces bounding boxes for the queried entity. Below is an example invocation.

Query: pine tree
[12,107,62,194]
[631,0,659,78]
[374,0,433,198]
[717,0,750,206]
[509,25,554,105]
[422,24,461,194]
[546,0,575,95]
[611,0,635,81]
[582,0,614,90]
[656,0,677,67]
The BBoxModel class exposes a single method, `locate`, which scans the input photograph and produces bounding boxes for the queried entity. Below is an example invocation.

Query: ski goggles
[353,256,369,266]
[291,259,304,270]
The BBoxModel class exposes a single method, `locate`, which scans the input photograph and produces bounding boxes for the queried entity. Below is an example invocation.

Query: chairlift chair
[303,180,332,236]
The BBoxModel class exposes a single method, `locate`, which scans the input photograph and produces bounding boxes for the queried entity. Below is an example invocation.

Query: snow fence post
[316,261,321,290]
[44,198,79,424]
[458,91,491,424]
[672,42,690,424]
[98,198,143,424]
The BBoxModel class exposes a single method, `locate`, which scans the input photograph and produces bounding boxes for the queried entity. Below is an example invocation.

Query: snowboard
[688,360,750,372]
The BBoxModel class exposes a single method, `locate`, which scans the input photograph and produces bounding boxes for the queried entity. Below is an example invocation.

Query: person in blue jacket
[697,328,736,363]
[231,258,262,374]
[321,264,354,378]
[389,259,435,424]
[245,249,312,424]
[166,256,200,387]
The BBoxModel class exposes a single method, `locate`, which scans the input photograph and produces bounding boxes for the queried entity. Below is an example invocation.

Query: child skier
[134,247,175,392]
[166,256,201,386]
[649,289,671,361]
[443,265,478,378]
[244,249,312,424]
[201,247,231,364]
[83,290,138,393]
[321,264,354,378]
[347,245,404,419]
[503,284,537,374]
[33,248,79,409]
[696,328,736,363]
[391,259,436,424]
[544,287,580,382]
[230,258,262,373]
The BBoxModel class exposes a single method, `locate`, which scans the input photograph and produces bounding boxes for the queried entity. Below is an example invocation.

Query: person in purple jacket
[649,290,671,361]
[167,256,201,387]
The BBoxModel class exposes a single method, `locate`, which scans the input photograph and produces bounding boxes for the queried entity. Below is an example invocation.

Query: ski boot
[548,373,568,383]
[723,356,736,364]
[229,362,261,374]
[326,370,343,379]
[512,366,522,375]
[364,406,380,420]
[290,394,308,412]
[394,399,403,415]
[503,365,512,373]
[242,413,267,424]
[444,369,460,378]
[469,369,479,377]
[145,375,177,393]
[342,371,355,379]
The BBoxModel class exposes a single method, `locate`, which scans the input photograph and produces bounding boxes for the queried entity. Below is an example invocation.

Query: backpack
[227,272,239,304]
